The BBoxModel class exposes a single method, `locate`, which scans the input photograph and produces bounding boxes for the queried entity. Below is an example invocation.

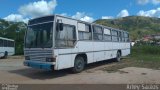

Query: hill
[95,16,160,40]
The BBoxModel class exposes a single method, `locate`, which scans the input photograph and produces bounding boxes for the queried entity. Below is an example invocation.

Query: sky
[1,0,160,23]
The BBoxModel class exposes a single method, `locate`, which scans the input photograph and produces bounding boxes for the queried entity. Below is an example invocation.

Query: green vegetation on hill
[95,16,160,40]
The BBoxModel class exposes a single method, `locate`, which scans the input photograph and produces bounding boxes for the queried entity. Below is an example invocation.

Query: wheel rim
[77,61,82,69]
[75,58,84,71]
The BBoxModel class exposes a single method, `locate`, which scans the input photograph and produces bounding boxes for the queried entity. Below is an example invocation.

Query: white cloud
[72,12,85,19]
[137,0,160,5]
[80,16,94,22]
[3,0,57,23]
[3,14,29,23]
[71,12,94,22]
[152,0,160,5]
[137,7,160,18]
[19,0,57,18]
[137,0,149,5]
[59,13,68,16]
[117,9,129,18]
[102,16,113,19]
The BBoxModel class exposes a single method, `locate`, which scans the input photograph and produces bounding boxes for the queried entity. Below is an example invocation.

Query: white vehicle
[0,37,15,58]
[24,15,130,73]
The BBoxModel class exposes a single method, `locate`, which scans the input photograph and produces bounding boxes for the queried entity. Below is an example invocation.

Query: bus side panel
[118,42,125,56]
[121,49,130,56]
[93,42,105,62]
[77,41,94,63]
[112,42,130,58]
[8,47,15,55]
[0,47,15,57]
[0,53,3,57]
[57,54,72,70]
[111,42,118,58]
[104,42,113,60]
[56,49,73,70]
[121,43,131,56]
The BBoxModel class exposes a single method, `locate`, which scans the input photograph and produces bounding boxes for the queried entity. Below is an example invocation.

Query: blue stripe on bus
[24,61,52,70]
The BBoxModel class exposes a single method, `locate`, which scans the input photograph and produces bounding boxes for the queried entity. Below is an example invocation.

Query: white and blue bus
[24,15,130,73]
[0,37,15,58]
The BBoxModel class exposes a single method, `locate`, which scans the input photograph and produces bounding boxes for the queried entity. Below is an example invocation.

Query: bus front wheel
[71,56,85,73]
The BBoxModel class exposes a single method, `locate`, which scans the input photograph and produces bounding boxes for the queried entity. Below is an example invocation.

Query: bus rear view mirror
[59,23,63,31]
[57,19,63,31]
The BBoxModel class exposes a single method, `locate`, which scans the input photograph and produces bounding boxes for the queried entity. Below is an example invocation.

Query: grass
[129,53,160,70]
[102,45,160,73]
[131,45,160,62]
[132,45,160,55]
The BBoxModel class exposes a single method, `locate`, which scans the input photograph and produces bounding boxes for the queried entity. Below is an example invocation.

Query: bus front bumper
[24,60,54,70]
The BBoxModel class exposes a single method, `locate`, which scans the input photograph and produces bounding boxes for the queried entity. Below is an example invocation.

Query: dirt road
[0,56,160,84]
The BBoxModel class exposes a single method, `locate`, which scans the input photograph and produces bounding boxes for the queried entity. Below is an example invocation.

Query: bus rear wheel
[72,56,85,73]
[3,51,8,59]
[115,51,121,62]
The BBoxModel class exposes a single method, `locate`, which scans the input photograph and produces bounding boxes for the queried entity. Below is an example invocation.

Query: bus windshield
[25,22,53,48]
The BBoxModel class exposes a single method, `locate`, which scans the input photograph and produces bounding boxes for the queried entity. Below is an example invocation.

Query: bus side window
[111,30,118,42]
[4,40,7,47]
[0,39,2,47]
[104,28,111,41]
[122,32,125,42]
[93,26,103,41]
[56,24,76,47]
[78,24,92,40]
[118,31,122,42]
[124,32,129,42]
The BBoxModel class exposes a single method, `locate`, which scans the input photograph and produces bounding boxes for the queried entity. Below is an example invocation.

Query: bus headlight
[46,57,56,62]
[25,56,30,60]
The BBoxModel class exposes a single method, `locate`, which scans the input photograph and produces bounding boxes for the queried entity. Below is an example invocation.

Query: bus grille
[24,49,53,62]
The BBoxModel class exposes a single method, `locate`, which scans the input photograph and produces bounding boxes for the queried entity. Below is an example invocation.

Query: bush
[132,45,160,55]
[15,44,24,55]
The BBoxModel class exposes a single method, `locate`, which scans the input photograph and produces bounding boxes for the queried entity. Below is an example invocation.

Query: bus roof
[0,37,14,41]
[28,14,128,33]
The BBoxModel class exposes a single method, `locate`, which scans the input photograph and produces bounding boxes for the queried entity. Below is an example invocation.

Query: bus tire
[71,56,85,73]
[115,51,121,62]
[3,51,8,59]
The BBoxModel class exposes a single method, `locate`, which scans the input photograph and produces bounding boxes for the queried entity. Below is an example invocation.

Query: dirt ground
[0,56,160,84]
